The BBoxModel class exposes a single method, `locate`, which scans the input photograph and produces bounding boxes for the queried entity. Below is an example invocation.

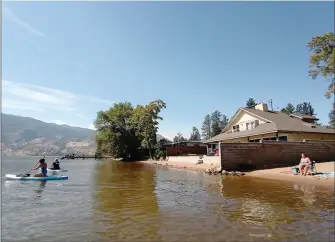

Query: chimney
[255,103,268,112]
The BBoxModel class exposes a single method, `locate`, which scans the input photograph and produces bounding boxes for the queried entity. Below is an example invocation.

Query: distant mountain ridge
[1,113,169,156]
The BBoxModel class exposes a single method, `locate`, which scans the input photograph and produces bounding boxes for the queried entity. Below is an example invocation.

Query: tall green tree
[130,100,166,159]
[94,102,139,160]
[221,114,229,130]
[201,114,212,140]
[329,102,335,128]
[189,127,201,141]
[246,98,257,108]
[94,100,166,160]
[211,110,223,137]
[296,102,315,116]
[281,103,295,114]
[173,132,187,143]
[210,111,229,137]
[307,32,335,99]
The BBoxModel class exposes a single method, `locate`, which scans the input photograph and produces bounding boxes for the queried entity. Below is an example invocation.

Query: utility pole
[269,99,274,111]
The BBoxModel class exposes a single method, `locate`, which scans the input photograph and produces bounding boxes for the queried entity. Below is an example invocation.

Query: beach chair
[308,160,317,175]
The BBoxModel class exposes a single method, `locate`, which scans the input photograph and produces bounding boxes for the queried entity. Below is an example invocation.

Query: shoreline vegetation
[140,160,335,189]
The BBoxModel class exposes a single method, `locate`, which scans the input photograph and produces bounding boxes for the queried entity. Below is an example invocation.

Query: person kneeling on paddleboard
[31,159,48,177]
[50,159,60,170]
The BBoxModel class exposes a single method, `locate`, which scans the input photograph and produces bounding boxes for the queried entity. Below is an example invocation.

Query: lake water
[1,156,334,242]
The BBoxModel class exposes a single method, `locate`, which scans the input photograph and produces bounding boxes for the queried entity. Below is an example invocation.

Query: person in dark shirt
[50,159,60,170]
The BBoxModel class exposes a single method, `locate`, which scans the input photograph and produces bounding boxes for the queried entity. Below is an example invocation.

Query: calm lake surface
[1,156,334,242]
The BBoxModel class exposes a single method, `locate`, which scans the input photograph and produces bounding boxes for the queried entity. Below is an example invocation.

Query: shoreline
[140,160,335,189]
[140,159,217,172]
[247,162,335,189]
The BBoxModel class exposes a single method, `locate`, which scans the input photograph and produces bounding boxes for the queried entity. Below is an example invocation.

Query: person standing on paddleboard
[31,158,48,177]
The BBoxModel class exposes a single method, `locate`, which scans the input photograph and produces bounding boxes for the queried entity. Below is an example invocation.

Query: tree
[281,103,295,114]
[201,114,212,140]
[246,98,256,108]
[130,100,166,159]
[189,127,201,141]
[211,110,223,137]
[221,114,229,130]
[94,102,139,160]
[211,111,229,137]
[173,132,187,143]
[296,102,315,116]
[329,102,335,128]
[307,32,335,99]
[94,100,166,160]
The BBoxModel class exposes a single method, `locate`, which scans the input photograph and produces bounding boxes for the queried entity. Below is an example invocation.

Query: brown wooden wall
[220,141,335,171]
[167,146,207,156]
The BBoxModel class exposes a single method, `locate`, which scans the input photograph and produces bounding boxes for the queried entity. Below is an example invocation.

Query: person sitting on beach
[298,153,312,176]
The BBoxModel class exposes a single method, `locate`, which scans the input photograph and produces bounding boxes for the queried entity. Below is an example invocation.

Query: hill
[2,113,96,156]
[1,113,170,156]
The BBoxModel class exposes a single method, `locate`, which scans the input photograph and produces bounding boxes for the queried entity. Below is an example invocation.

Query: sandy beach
[141,160,335,189]
[247,161,335,189]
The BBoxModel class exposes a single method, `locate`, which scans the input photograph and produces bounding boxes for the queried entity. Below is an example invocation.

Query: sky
[2,1,334,140]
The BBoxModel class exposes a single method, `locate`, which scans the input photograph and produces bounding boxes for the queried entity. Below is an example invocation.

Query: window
[232,125,240,132]
[255,120,259,127]
[246,123,249,130]
[254,139,261,143]
[262,137,277,141]
[278,136,288,141]
[250,121,255,129]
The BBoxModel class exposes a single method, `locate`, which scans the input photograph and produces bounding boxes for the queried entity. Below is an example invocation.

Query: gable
[224,110,268,133]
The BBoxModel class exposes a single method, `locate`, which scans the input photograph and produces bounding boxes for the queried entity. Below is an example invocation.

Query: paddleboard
[5,174,68,181]
[45,168,68,172]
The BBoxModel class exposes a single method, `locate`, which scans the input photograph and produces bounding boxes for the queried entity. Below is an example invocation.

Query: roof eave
[204,129,279,143]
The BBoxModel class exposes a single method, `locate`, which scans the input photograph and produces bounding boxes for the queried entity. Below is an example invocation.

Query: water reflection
[216,176,335,240]
[93,160,162,241]
[35,181,47,193]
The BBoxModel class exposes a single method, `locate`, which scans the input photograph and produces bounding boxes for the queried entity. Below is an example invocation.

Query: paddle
[20,156,46,177]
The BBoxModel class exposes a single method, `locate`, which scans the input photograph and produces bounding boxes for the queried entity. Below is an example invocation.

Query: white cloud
[3,8,46,38]
[2,80,114,129]
[46,120,96,130]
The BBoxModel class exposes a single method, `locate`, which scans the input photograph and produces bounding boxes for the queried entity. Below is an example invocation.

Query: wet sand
[141,160,335,189]
[141,159,219,172]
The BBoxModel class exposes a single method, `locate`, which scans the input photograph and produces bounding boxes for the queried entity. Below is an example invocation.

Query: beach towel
[314,172,335,178]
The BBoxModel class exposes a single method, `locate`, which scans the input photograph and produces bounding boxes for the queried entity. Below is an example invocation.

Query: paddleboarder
[50,159,60,170]
[31,158,48,177]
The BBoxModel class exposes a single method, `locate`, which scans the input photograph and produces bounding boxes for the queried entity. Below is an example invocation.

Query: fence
[167,146,207,156]
[220,140,335,171]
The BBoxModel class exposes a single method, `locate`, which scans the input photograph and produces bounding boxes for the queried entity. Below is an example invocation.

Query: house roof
[289,113,319,120]
[163,140,204,146]
[205,108,335,143]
